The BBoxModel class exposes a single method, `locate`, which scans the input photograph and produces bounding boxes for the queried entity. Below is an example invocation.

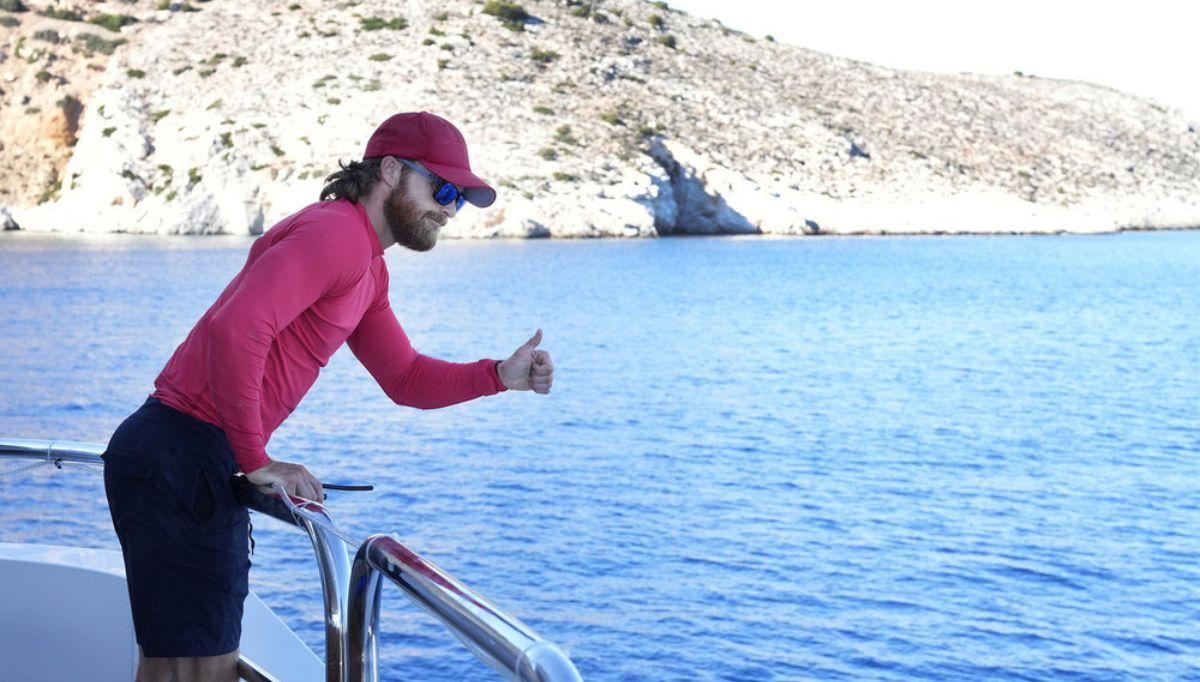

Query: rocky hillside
[2,0,1199,237]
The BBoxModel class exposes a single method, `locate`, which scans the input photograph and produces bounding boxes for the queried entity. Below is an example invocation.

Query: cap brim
[422,160,497,208]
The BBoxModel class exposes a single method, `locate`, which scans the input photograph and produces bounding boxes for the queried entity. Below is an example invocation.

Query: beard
[383,183,445,252]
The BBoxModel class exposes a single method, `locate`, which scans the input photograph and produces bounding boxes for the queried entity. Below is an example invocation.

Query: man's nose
[442,202,457,219]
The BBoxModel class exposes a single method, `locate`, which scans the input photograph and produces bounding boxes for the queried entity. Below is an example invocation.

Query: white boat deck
[0,542,322,682]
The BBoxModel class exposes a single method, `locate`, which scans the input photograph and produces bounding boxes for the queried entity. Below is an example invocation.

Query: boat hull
[0,543,322,681]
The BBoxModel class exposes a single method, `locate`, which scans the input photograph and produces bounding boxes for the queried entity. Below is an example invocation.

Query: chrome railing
[347,534,582,682]
[231,476,351,682]
[237,654,282,682]
[1,439,583,682]
[0,438,108,467]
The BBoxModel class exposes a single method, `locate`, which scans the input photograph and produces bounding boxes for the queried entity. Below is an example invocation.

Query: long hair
[319,157,388,203]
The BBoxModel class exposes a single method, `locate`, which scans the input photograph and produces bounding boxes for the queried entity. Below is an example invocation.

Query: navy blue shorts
[103,395,250,658]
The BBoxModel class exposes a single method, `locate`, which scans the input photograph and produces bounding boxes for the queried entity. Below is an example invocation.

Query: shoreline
[2,223,1197,242]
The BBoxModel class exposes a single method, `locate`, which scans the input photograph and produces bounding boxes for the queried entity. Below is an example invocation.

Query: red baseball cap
[363,112,496,208]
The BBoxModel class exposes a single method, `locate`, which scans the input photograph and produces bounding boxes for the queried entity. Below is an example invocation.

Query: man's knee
[134,653,173,682]
[137,650,239,682]
[171,650,239,682]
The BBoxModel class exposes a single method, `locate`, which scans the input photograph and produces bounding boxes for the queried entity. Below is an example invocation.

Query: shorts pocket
[191,467,220,526]
[106,441,233,535]
[104,448,158,535]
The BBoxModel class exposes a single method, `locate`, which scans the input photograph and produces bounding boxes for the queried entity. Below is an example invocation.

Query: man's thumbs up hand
[497,329,554,394]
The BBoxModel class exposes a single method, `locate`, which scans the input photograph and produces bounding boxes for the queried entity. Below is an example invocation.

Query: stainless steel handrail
[2,439,583,681]
[347,534,583,682]
[0,438,107,465]
[292,498,351,682]
[346,541,385,681]
[237,653,282,682]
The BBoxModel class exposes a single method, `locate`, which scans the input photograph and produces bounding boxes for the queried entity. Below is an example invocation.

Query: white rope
[1,458,102,479]
[270,482,363,547]
[62,461,104,476]
[0,460,51,479]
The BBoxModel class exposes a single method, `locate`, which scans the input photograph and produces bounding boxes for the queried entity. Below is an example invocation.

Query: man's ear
[382,156,401,188]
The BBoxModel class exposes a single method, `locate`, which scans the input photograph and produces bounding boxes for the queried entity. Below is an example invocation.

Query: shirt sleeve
[347,283,506,408]
[207,220,365,473]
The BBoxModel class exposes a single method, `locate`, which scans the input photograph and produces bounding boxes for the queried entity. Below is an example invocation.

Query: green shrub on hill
[75,33,126,56]
[88,13,138,32]
[360,16,407,31]
[37,179,61,205]
[554,125,577,145]
[482,1,529,32]
[41,7,83,21]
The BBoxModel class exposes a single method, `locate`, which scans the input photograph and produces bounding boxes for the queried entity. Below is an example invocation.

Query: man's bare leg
[134,650,174,682]
[135,647,240,682]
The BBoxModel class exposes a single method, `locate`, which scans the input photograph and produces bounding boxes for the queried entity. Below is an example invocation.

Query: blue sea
[1,230,1198,680]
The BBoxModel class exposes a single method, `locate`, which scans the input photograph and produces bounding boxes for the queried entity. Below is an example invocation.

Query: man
[102,112,554,681]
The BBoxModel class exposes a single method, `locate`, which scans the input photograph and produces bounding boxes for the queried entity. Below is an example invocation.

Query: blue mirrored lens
[434,182,467,210]
[434,183,456,205]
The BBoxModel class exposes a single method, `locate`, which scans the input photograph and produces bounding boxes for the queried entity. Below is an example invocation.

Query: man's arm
[347,290,507,408]
[207,220,362,475]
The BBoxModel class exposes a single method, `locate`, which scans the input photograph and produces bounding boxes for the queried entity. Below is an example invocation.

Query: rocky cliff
[2,0,1198,237]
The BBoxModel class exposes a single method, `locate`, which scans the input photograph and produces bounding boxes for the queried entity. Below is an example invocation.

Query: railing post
[346,536,386,682]
[293,502,352,682]
[348,534,584,682]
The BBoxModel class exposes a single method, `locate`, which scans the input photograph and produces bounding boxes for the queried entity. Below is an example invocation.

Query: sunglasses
[397,158,468,211]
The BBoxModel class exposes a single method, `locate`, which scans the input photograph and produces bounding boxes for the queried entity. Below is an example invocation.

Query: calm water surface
[1,230,1198,680]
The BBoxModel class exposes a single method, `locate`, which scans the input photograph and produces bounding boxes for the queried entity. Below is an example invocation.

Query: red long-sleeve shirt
[151,198,505,473]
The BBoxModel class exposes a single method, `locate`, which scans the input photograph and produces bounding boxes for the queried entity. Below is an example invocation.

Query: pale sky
[666,0,1200,120]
